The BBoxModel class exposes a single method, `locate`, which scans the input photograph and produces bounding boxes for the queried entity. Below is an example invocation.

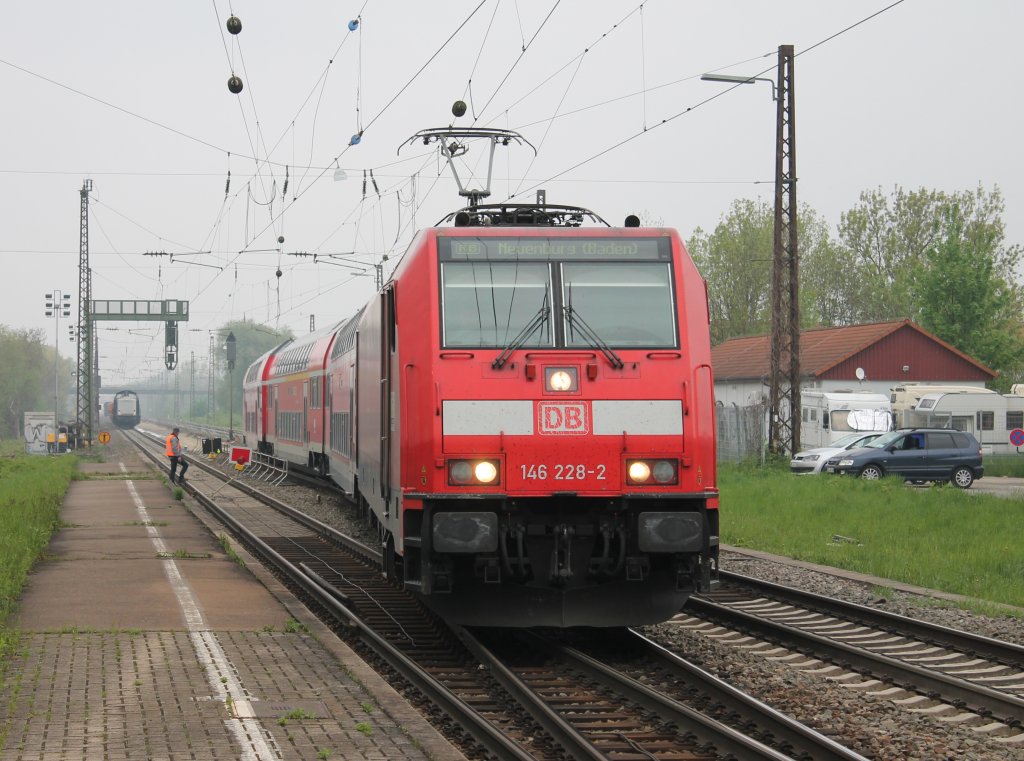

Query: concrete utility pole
[768,44,801,457]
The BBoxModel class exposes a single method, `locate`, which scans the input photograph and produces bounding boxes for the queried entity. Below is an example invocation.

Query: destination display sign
[438,237,668,261]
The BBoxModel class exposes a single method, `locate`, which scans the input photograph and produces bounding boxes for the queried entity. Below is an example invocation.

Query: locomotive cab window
[439,236,678,349]
[441,262,552,348]
[562,262,675,347]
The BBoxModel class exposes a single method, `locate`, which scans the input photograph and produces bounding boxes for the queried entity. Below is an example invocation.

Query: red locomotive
[242,129,719,627]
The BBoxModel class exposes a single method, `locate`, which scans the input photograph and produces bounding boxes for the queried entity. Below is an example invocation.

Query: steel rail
[688,596,1024,725]
[134,426,379,563]
[623,629,870,761]
[716,569,1024,666]
[458,627,607,761]
[519,630,799,761]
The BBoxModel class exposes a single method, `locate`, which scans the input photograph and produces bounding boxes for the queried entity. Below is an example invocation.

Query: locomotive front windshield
[439,237,678,349]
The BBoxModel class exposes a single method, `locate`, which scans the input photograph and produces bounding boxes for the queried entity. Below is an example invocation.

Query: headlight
[804,454,820,462]
[627,459,678,485]
[448,458,501,486]
[450,461,473,483]
[628,461,651,482]
[544,366,578,392]
[474,461,498,483]
[652,460,676,483]
[838,458,854,467]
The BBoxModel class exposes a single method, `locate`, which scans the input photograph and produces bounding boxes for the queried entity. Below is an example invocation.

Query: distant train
[111,390,141,429]
[241,128,720,628]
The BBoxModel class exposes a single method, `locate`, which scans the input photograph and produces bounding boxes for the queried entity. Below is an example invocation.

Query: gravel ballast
[247,475,1024,760]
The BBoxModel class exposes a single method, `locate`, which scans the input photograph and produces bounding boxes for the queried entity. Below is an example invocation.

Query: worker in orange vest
[166,426,189,485]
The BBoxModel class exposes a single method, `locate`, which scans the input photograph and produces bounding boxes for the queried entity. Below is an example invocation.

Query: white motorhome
[889,383,993,428]
[907,391,1024,455]
[799,390,892,449]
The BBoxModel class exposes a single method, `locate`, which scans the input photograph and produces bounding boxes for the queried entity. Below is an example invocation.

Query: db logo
[537,401,590,435]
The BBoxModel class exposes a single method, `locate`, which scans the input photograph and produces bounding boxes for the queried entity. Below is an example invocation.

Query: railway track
[467,627,866,760]
[680,571,1024,741]
[123,428,863,760]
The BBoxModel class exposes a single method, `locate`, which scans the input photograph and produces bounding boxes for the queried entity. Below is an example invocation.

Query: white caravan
[907,390,1024,455]
[799,390,892,449]
[889,383,993,428]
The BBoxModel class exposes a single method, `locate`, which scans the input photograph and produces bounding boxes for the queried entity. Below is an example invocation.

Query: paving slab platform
[1,440,465,761]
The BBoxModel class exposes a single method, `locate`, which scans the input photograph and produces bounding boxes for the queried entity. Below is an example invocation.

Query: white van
[799,390,892,449]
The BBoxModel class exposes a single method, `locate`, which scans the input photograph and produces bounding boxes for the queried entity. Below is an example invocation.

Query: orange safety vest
[166,434,177,456]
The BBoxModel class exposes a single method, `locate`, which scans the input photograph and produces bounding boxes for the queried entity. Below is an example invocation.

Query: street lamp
[45,291,72,452]
[225,332,236,439]
[700,72,777,100]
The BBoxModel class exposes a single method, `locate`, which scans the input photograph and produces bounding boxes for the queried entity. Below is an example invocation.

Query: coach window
[560,262,676,347]
[441,262,552,347]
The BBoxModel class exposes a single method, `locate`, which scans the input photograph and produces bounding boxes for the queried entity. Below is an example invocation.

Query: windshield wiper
[492,300,550,369]
[562,305,624,369]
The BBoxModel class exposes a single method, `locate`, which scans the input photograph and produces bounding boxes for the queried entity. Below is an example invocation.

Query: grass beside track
[721,462,1024,612]
[0,442,80,664]
[980,454,1024,477]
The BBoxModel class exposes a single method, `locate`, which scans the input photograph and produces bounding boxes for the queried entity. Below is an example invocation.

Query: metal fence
[716,402,767,463]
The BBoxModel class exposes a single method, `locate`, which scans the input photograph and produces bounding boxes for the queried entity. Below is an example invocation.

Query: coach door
[380,286,396,506]
[303,381,309,444]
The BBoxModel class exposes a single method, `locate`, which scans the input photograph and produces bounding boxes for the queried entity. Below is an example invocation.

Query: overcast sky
[2,0,1021,387]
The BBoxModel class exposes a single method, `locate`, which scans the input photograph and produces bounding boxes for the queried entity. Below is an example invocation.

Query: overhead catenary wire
[22,2,912,382]
[639,3,647,131]
[474,2,650,130]
[460,0,503,121]
[212,0,490,271]
[505,0,910,202]
[512,53,586,197]
[470,0,563,126]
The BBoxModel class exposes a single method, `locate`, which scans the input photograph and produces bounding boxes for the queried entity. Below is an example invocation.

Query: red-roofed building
[712,320,995,407]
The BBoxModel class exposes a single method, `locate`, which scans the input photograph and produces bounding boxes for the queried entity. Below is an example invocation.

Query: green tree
[836,186,945,322]
[689,199,845,343]
[792,207,854,328]
[914,191,1024,390]
[0,326,51,439]
[688,199,773,344]
[214,319,293,422]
